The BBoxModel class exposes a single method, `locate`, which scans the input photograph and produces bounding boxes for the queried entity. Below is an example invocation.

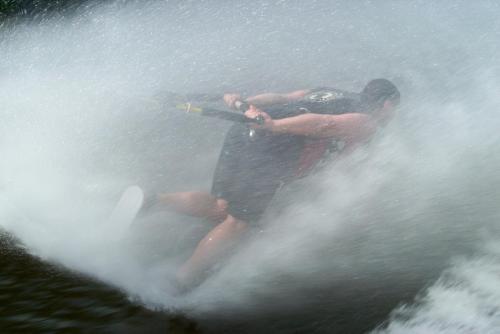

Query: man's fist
[245,106,274,131]
[223,93,242,110]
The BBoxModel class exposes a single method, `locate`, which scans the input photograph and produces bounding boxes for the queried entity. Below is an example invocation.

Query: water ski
[107,185,145,237]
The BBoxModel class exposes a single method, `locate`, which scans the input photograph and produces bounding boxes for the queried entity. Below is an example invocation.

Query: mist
[1,0,500,332]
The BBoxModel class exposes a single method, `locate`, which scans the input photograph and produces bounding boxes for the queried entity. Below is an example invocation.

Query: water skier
[144,78,400,290]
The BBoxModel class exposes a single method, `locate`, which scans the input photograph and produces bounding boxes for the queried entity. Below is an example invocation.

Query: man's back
[212,87,364,210]
[264,87,361,119]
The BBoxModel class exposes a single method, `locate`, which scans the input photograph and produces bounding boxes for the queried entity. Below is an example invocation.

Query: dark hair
[360,78,400,111]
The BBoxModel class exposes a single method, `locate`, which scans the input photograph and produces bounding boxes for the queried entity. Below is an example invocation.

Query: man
[149,78,400,289]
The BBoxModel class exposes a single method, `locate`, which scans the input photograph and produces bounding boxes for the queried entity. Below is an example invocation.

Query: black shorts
[211,124,303,222]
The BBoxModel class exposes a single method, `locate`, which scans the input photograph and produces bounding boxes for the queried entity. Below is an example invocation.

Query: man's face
[377,99,399,124]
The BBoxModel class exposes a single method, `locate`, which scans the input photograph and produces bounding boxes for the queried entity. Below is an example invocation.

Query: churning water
[1,1,500,332]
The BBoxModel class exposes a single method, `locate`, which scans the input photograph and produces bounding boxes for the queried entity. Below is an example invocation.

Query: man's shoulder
[304,87,359,102]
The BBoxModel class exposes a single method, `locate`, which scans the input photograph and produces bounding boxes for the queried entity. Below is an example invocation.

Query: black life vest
[263,87,362,178]
[264,87,361,119]
[218,87,362,186]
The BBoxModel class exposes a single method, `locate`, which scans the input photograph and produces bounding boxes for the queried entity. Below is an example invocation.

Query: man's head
[360,78,400,122]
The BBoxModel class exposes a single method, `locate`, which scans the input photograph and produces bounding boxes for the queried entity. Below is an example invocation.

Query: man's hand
[245,106,274,131]
[223,93,242,110]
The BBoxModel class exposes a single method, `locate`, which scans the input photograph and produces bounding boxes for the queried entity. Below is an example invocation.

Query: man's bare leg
[152,191,247,288]
[175,214,248,288]
[156,191,228,222]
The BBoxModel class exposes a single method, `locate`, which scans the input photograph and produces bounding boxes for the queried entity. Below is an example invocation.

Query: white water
[374,242,500,334]
[1,1,500,331]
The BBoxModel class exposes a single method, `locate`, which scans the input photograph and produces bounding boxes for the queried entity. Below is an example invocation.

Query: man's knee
[202,216,248,245]
[220,214,248,233]
[156,191,230,221]
[211,198,229,222]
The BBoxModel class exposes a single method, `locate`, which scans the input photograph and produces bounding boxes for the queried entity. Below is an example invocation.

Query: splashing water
[1,1,500,332]
[374,242,500,334]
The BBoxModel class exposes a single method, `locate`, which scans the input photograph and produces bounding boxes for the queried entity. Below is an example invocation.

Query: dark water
[0,231,189,333]
[0,229,435,334]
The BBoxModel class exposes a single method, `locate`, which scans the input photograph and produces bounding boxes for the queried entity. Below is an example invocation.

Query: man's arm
[246,107,377,141]
[224,90,310,109]
[246,90,310,107]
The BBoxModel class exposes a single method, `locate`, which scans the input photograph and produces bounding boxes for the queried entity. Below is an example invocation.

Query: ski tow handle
[175,103,265,125]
